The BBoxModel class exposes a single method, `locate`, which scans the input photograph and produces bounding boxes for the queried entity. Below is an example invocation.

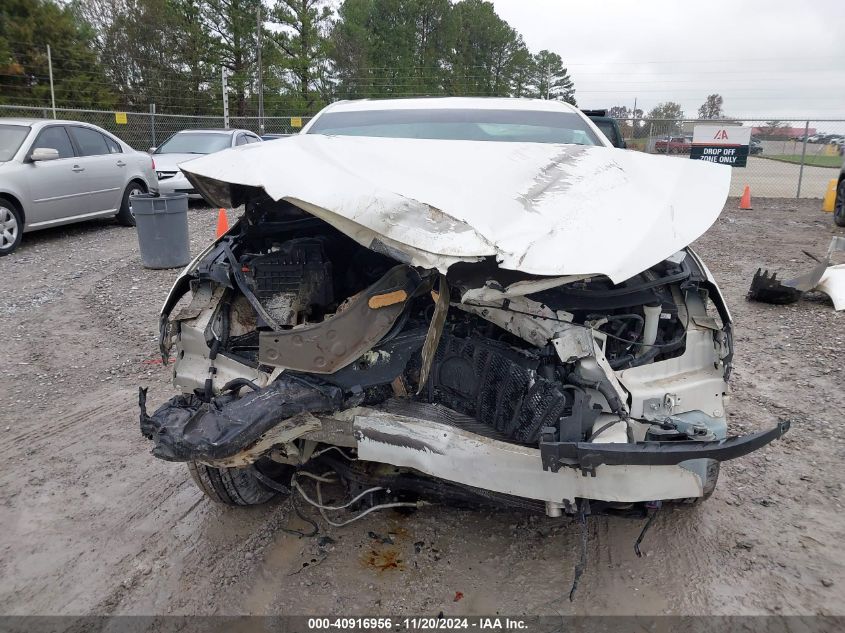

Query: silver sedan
[0,119,158,256]
[151,129,261,199]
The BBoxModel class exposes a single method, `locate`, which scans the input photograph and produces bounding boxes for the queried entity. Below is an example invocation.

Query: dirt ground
[1,198,844,618]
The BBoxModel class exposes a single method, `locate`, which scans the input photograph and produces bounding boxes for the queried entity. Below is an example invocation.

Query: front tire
[0,197,23,256]
[116,181,146,227]
[187,460,292,506]
[833,180,845,227]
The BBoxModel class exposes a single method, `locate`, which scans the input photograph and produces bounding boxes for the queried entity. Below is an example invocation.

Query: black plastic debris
[139,375,343,462]
[747,238,845,306]
[746,269,805,304]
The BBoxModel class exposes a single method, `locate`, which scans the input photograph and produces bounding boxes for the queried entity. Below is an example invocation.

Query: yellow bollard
[822,179,837,213]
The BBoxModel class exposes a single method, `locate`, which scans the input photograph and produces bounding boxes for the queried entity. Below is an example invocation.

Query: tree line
[0,0,578,116]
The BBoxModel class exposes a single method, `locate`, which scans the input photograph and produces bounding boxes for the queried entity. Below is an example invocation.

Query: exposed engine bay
[140,193,788,517]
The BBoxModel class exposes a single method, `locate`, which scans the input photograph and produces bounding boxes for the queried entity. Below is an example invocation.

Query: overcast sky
[491,0,845,122]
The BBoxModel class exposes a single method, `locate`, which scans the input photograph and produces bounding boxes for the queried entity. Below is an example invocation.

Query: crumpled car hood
[181,135,730,283]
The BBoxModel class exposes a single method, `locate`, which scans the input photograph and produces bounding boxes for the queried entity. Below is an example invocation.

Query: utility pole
[257,3,264,134]
[222,68,230,129]
[47,45,56,118]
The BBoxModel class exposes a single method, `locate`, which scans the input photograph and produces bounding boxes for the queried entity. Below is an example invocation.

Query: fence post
[221,69,230,129]
[796,120,809,198]
[149,103,156,148]
[47,45,56,119]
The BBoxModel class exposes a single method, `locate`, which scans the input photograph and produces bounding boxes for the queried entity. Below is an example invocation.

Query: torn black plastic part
[540,420,789,475]
[138,375,343,462]
[746,269,804,305]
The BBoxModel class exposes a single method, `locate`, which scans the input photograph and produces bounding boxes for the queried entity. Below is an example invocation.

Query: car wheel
[834,180,845,228]
[187,459,293,506]
[116,181,146,227]
[0,197,23,256]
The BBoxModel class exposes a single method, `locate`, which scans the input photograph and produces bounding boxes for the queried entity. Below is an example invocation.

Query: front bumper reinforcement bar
[540,420,790,475]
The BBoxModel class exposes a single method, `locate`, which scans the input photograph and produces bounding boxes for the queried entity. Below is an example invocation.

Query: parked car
[260,134,289,141]
[581,109,626,148]
[140,97,786,519]
[833,159,845,227]
[654,135,692,153]
[749,137,764,155]
[151,129,261,199]
[0,118,158,256]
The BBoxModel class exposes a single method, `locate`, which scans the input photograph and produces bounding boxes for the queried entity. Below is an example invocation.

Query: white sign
[692,125,751,146]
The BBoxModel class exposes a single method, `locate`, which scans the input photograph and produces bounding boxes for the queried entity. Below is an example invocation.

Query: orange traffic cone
[216,208,229,238]
[739,185,752,210]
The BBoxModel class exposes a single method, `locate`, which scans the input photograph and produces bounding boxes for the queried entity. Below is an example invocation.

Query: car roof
[0,118,40,126]
[318,97,581,114]
[0,118,133,148]
[0,118,111,127]
[173,128,258,135]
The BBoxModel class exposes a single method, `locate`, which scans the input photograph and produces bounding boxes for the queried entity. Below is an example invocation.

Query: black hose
[220,377,262,393]
[588,418,622,441]
[608,333,685,370]
[566,372,626,419]
[609,346,659,370]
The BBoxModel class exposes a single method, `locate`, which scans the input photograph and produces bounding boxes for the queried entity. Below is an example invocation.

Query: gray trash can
[131,193,190,269]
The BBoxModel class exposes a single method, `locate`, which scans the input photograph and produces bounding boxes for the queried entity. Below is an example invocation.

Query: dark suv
[582,109,626,148]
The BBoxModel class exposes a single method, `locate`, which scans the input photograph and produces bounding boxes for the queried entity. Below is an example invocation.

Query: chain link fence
[2,104,842,199]
[616,118,844,198]
[0,104,312,150]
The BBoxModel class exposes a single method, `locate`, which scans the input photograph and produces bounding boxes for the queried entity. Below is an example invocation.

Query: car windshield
[155,132,231,154]
[0,124,31,161]
[307,108,601,145]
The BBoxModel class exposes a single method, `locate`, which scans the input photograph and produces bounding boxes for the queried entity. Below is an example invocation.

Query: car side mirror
[30,147,60,162]
[148,147,157,154]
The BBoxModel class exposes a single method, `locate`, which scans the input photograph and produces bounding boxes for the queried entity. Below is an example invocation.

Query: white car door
[22,125,88,227]
[67,126,125,213]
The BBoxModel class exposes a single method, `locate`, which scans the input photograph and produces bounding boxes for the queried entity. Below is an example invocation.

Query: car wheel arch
[0,192,25,227]
[128,177,148,191]
[124,178,149,200]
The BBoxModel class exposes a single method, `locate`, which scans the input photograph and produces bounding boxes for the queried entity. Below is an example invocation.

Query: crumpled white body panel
[182,135,730,283]
[816,265,845,310]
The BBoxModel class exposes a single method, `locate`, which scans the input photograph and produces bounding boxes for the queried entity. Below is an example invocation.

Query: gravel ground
[1,199,844,617]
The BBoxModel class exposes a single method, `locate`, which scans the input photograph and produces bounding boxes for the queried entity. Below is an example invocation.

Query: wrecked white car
[140,98,788,519]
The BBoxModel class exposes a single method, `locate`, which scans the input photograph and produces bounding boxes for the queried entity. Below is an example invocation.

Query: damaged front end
[142,185,786,515]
